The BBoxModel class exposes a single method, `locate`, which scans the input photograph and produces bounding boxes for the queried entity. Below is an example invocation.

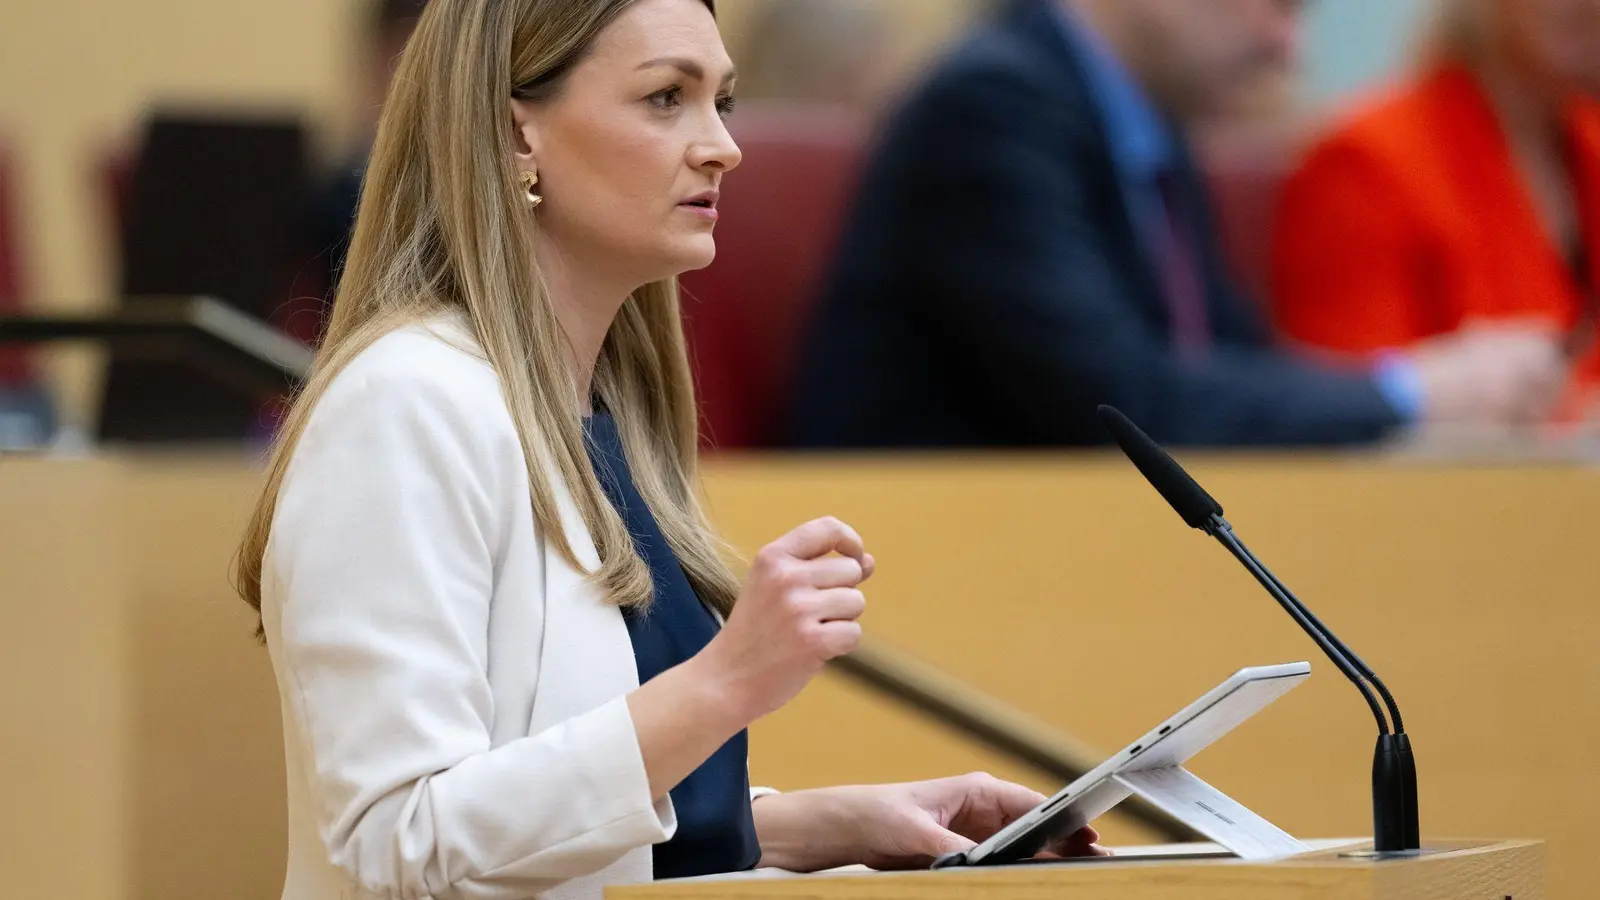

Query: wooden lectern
[610,840,1542,900]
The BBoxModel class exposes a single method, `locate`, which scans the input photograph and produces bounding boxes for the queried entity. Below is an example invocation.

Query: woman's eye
[716,93,738,118]
[647,86,684,110]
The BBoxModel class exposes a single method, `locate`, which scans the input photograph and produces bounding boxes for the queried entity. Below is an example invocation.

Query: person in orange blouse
[1271,0,1600,426]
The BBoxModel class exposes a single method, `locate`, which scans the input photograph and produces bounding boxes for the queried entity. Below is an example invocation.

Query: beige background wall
[4,455,1596,898]
[0,0,359,310]
[0,0,977,312]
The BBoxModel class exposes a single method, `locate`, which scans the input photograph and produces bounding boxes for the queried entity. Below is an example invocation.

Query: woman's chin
[665,237,718,274]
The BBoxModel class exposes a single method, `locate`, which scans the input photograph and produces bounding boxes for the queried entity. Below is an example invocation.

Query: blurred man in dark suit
[788,0,1565,448]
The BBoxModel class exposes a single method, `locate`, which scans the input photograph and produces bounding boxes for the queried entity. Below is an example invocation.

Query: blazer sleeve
[1270,137,1433,355]
[901,62,1403,446]
[266,356,673,900]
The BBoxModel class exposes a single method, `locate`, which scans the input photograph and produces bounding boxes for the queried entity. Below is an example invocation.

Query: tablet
[932,662,1311,868]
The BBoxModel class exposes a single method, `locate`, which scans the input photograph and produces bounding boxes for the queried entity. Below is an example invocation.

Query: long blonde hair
[236,0,739,629]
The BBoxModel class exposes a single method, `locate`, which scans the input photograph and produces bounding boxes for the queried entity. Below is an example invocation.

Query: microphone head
[1097,406,1223,530]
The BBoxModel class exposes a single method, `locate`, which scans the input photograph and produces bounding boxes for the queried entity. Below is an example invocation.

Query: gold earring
[520,170,543,208]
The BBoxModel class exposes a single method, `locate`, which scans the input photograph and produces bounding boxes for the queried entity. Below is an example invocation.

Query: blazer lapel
[525,461,642,738]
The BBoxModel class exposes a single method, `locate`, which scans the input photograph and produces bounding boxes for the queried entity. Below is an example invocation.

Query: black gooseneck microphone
[1097,405,1421,854]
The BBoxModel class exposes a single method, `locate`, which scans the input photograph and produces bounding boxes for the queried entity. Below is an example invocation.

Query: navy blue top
[583,411,761,880]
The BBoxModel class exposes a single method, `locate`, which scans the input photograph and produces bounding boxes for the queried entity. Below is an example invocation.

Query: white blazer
[262,313,761,900]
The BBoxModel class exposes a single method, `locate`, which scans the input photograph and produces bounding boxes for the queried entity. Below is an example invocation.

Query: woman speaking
[234,1,1101,897]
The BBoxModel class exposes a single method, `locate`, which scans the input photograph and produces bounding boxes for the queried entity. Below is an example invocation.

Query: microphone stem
[1208,520,1391,735]
[1224,531,1407,735]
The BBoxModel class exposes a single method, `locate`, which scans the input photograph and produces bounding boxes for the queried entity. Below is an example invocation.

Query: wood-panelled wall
[2,454,1594,898]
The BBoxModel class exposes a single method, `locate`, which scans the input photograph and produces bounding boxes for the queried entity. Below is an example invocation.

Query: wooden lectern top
[609,840,1542,900]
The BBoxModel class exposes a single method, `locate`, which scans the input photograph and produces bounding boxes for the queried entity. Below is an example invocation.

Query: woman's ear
[510,98,543,171]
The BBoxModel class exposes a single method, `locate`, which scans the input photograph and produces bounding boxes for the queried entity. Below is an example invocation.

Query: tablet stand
[1112,765,1308,860]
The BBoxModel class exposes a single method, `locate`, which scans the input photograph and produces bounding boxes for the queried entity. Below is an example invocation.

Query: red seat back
[0,142,33,384]
[678,105,868,449]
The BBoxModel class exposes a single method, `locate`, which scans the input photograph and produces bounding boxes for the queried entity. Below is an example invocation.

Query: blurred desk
[1,453,1594,898]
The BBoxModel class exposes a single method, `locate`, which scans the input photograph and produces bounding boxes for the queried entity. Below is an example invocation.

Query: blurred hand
[699,517,873,723]
[752,773,1109,873]
[1410,323,1567,425]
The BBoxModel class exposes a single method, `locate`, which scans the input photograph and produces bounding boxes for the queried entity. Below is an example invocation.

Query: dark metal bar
[0,296,314,391]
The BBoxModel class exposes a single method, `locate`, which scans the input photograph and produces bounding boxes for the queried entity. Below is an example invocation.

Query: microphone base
[1337,846,1451,861]
[1372,733,1422,853]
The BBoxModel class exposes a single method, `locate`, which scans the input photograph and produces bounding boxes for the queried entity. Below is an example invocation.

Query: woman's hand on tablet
[700,516,874,722]
[751,772,1109,872]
